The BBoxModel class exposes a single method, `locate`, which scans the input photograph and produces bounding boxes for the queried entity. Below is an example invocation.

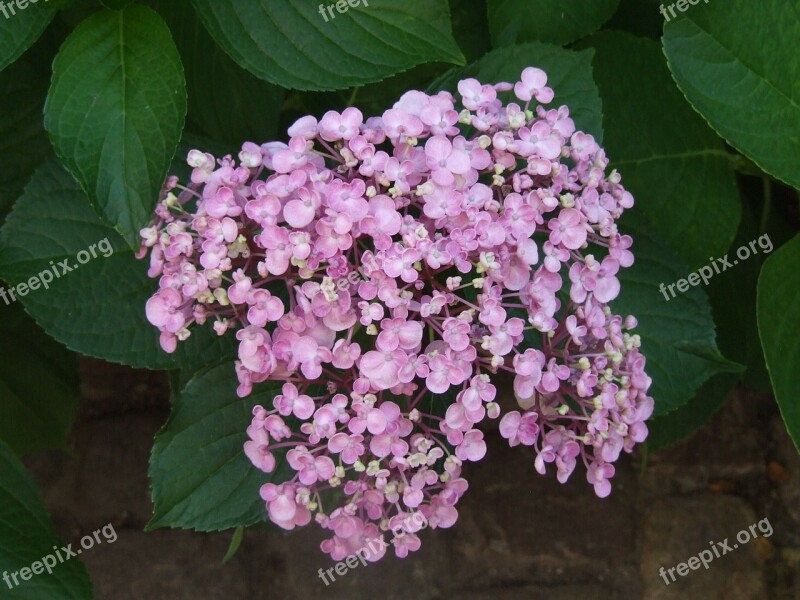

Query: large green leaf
[0,60,50,223]
[646,372,737,451]
[758,233,800,451]
[488,0,619,46]
[613,216,742,416]
[450,0,490,62]
[583,31,740,270]
[429,42,604,143]
[605,0,663,39]
[148,363,289,531]
[99,0,134,8]
[0,304,79,456]
[663,0,800,189]
[705,194,772,391]
[0,159,234,370]
[44,5,186,247]
[147,0,284,148]
[0,440,92,599]
[189,0,465,91]
[0,0,56,72]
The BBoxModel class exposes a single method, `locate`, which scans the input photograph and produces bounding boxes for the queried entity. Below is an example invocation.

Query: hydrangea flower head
[140,67,654,560]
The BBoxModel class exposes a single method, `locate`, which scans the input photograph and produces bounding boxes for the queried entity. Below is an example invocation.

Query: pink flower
[377,318,423,351]
[258,225,293,275]
[292,335,333,379]
[331,339,361,368]
[587,462,615,498]
[382,246,421,283]
[246,289,285,327]
[499,411,539,447]
[592,257,621,303]
[204,186,242,218]
[260,483,311,530]
[540,358,570,393]
[287,115,318,139]
[442,317,471,351]
[426,354,460,393]
[424,136,471,186]
[457,78,496,111]
[146,288,187,333]
[244,426,276,472]
[273,383,315,420]
[287,446,336,484]
[227,269,252,304]
[514,67,554,104]
[548,207,588,250]
[283,187,320,228]
[513,348,545,403]
[318,107,363,142]
[359,349,407,390]
[455,430,486,461]
[272,137,311,173]
[328,432,365,464]
[382,108,423,140]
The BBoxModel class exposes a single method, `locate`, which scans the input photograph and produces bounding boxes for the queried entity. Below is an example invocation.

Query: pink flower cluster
[140,67,654,561]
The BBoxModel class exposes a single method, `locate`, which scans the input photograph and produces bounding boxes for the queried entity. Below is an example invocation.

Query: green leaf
[0,439,92,599]
[222,526,245,564]
[99,0,134,8]
[488,0,619,46]
[0,0,56,72]
[147,0,284,148]
[605,0,664,39]
[705,194,771,391]
[429,42,603,143]
[148,363,289,531]
[0,303,79,456]
[0,59,51,224]
[646,372,737,451]
[663,0,800,189]
[0,159,235,370]
[757,233,800,451]
[450,0,490,62]
[189,0,465,91]
[613,216,741,416]
[582,30,740,269]
[44,5,186,247]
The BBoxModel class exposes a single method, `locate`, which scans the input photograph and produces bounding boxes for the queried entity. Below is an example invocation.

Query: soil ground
[24,358,800,599]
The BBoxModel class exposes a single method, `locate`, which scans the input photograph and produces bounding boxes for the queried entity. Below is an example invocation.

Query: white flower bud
[213,287,230,306]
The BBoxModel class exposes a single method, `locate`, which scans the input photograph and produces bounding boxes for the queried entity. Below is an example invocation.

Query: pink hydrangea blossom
[140,67,654,562]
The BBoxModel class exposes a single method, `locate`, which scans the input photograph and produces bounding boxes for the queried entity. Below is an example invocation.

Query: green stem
[346,86,360,108]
